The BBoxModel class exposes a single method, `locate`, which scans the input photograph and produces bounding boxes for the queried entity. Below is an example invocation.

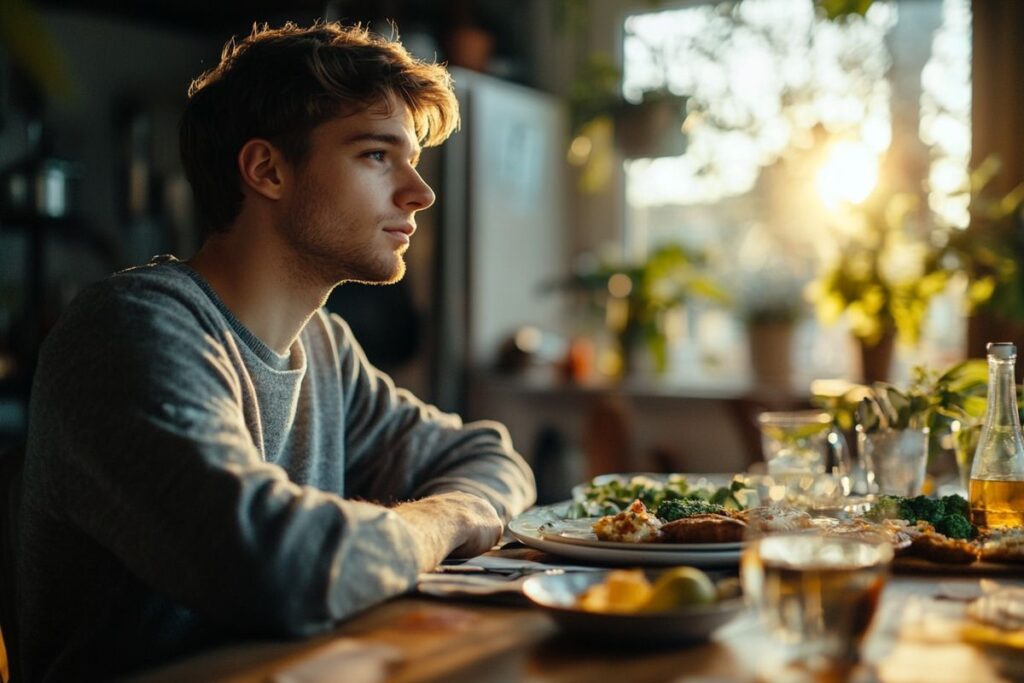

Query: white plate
[537,517,745,552]
[509,502,743,567]
[521,571,746,644]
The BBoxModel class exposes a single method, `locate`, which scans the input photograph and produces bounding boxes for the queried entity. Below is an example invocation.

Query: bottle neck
[986,357,1021,429]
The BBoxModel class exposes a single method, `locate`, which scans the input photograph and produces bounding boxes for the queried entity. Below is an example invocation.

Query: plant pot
[747,321,794,388]
[614,96,688,159]
[446,25,494,72]
[858,329,895,384]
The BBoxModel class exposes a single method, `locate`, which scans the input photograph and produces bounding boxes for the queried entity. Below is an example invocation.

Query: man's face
[278,97,435,286]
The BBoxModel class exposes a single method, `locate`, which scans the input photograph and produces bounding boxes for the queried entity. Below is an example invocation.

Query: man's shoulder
[77,256,207,313]
[33,257,230,403]
[49,257,217,347]
[107,254,203,299]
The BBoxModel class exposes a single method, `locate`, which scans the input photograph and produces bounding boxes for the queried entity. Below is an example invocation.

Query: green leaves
[555,243,726,374]
[855,383,922,432]
[942,155,1024,321]
[814,359,989,434]
[815,0,876,21]
[809,189,950,348]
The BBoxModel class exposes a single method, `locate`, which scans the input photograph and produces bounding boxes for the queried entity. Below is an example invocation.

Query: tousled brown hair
[180,22,459,236]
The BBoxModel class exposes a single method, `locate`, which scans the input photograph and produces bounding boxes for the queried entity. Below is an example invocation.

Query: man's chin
[344,258,405,286]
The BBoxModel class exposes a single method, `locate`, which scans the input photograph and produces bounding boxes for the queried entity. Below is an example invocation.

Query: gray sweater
[16,255,535,681]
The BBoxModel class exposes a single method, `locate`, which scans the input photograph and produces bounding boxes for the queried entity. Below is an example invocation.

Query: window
[620,0,971,384]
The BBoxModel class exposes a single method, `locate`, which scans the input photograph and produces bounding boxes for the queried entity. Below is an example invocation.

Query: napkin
[417,555,601,601]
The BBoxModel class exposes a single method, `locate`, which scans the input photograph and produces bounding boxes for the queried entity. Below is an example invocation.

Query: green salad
[864,493,976,540]
[567,474,748,519]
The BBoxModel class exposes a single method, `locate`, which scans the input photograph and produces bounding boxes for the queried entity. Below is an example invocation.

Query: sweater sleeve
[32,282,422,637]
[331,314,536,522]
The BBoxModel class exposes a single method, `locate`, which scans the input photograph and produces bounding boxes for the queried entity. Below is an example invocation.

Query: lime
[641,567,717,612]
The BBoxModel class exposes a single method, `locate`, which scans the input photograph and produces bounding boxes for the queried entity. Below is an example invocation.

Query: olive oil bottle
[969,342,1024,529]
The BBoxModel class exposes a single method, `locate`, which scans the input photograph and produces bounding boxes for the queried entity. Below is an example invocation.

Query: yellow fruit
[578,570,652,613]
[604,569,653,607]
[641,567,717,612]
[577,584,611,612]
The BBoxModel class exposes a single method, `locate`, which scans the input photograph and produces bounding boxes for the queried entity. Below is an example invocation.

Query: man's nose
[398,170,435,212]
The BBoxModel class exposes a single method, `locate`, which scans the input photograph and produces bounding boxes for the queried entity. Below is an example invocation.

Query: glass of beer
[740,524,893,677]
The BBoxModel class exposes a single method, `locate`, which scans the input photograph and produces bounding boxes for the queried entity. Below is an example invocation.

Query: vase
[747,321,794,389]
[858,329,895,384]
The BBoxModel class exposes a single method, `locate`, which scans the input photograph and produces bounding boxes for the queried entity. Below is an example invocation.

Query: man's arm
[392,491,504,569]
[31,283,458,637]
[331,313,536,523]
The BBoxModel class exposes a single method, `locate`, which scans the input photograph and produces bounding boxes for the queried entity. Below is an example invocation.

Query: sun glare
[815,140,879,209]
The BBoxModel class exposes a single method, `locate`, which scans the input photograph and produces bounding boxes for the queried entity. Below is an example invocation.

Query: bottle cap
[987,342,1017,359]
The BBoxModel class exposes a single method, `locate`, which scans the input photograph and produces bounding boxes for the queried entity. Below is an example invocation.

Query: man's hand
[393,491,503,572]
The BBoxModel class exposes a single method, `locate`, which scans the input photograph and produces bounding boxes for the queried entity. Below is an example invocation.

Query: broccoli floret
[865,493,975,539]
[864,495,904,522]
[935,513,976,540]
[655,498,725,521]
[900,496,945,525]
[940,494,970,519]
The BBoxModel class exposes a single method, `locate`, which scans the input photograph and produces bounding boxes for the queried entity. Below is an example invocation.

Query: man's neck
[188,218,331,355]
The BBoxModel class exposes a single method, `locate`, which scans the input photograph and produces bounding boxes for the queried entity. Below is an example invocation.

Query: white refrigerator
[415,68,569,412]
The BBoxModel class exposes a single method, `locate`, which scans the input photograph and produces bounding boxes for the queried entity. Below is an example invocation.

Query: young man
[16,22,535,681]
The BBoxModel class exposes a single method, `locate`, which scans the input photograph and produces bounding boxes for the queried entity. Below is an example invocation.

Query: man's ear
[237,139,288,200]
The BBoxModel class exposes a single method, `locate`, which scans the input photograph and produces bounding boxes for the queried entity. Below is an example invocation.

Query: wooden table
[129,564,1020,683]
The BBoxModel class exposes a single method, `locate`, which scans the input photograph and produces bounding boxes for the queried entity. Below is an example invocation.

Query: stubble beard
[283,183,407,288]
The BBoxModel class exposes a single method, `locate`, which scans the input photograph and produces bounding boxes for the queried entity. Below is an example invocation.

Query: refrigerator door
[433,68,568,411]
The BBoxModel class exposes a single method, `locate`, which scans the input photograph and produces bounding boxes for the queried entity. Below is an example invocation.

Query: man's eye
[365,151,386,162]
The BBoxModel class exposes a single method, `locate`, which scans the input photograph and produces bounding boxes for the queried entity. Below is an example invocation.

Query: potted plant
[564,53,688,193]
[812,360,988,492]
[557,243,726,378]
[808,192,950,382]
[732,268,808,388]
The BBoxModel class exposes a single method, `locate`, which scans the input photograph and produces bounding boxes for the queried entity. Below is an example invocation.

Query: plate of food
[511,473,1011,569]
[521,567,746,645]
[508,473,754,566]
[856,493,1024,573]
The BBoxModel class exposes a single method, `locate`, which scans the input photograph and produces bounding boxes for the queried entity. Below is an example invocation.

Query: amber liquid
[969,478,1024,529]
[741,536,889,663]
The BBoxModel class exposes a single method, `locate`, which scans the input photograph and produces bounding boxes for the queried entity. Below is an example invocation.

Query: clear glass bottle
[969,342,1024,529]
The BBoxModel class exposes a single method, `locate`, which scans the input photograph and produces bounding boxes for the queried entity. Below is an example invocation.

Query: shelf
[0,214,118,263]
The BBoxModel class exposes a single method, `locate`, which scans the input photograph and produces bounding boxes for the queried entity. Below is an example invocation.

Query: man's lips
[383,224,415,246]
[383,223,416,236]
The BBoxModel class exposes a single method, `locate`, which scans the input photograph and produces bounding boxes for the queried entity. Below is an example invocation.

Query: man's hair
[180,22,459,236]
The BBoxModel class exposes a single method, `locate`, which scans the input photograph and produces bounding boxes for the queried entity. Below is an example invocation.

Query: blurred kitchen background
[0,0,1021,501]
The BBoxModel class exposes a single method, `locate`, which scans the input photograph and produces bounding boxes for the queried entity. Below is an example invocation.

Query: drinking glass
[758,410,833,475]
[740,520,893,679]
[756,410,851,507]
[951,420,981,493]
[856,427,929,496]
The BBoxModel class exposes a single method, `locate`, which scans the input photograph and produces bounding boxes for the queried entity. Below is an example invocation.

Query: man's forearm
[392,491,504,571]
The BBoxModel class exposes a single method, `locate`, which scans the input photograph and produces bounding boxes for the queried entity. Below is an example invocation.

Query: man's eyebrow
[342,132,422,162]
[342,132,404,145]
